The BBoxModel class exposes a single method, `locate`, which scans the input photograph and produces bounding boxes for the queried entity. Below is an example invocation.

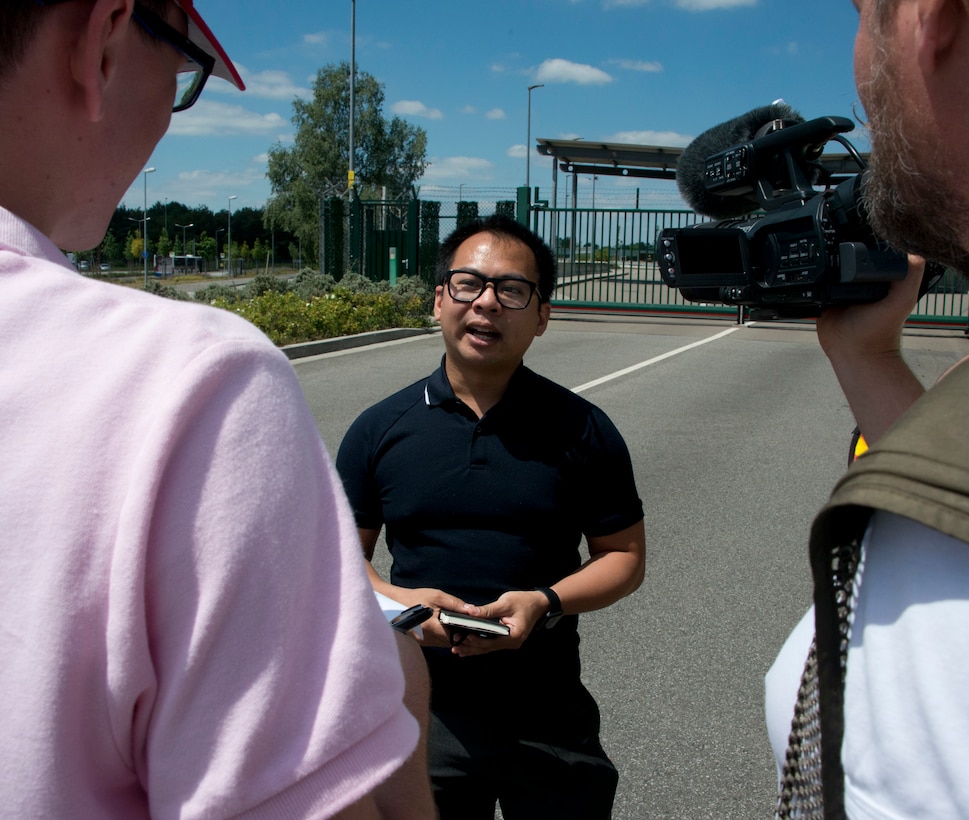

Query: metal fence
[336,192,967,328]
[528,205,968,327]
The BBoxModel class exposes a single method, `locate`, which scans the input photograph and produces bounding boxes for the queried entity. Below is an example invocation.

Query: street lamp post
[226,195,237,277]
[526,84,544,192]
[142,166,155,286]
[175,222,194,256]
[215,228,224,271]
[349,0,356,199]
[128,216,150,274]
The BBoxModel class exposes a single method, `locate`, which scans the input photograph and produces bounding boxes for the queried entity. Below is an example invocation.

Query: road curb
[282,327,438,360]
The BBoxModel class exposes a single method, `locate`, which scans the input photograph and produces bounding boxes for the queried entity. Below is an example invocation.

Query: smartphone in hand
[390,604,433,633]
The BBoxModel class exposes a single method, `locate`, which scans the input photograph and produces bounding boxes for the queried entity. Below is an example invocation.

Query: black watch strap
[535,586,563,629]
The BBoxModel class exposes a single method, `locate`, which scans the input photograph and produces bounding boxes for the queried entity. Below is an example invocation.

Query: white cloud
[168,100,288,137]
[507,144,526,159]
[486,108,506,120]
[169,165,268,206]
[604,0,755,7]
[391,100,444,120]
[675,0,756,9]
[421,156,494,182]
[534,58,613,86]
[612,58,663,73]
[303,32,327,46]
[237,69,312,101]
[608,129,694,147]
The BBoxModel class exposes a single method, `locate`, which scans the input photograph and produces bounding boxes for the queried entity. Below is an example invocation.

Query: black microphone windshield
[677,102,803,219]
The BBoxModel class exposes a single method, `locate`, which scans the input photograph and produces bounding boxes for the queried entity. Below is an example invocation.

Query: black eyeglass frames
[39,0,215,112]
[130,3,215,112]
[445,270,541,310]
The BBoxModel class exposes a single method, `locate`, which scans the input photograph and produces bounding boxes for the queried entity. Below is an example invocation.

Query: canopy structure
[534,137,868,208]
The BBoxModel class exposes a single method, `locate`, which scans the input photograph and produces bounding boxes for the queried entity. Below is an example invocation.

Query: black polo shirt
[336,357,643,721]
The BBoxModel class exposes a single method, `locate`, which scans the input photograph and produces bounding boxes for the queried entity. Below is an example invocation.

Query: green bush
[145,280,189,301]
[292,269,337,300]
[209,288,431,347]
[186,269,433,346]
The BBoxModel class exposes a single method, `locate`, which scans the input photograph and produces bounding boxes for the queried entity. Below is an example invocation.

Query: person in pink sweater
[0,2,432,817]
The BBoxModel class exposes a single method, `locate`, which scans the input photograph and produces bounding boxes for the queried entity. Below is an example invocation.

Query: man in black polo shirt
[336,215,645,820]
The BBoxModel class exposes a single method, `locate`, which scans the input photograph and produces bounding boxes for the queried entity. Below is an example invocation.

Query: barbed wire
[417,183,687,210]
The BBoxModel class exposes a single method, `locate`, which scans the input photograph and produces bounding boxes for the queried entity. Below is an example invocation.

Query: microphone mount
[701,116,856,214]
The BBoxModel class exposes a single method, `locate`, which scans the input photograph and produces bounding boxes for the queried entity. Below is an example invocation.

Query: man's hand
[817,254,926,361]
[815,255,928,445]
[374,583,474,649]
[446,590,550,658]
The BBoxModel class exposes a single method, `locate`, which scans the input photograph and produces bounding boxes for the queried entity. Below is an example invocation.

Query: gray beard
[861,59,969,275]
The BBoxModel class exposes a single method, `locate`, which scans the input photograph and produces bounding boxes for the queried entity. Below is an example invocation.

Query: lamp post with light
[526,84,544,193]
[214,228,224,271]
[142,166,155,286]
[175,222,193,256]
[226,195,237,277]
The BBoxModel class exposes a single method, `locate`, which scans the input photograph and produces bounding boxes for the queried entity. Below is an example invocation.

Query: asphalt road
[292,313,966,819]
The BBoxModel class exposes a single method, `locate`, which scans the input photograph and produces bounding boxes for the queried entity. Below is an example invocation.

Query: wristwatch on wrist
[535,586,563,629]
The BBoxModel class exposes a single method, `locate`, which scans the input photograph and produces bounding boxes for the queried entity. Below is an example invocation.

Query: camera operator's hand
[816,254,927,445]
[817,254,925,359]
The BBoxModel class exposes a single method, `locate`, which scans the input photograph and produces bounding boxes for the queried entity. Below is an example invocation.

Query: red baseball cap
[174,0,245,91]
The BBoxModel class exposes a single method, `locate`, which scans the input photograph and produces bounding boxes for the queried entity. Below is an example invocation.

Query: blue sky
[124,0,865,214]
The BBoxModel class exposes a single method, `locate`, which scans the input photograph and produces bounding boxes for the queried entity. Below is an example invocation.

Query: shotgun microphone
[675,101,803,218]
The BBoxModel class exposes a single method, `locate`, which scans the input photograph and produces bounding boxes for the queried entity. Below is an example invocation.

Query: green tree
[252,238,268,270]
[130,235,144,263]
[99,231,121,266]
[197,232,216,267]
[265,62,428,265]
[156,227,172,259]
[124,230,138,266]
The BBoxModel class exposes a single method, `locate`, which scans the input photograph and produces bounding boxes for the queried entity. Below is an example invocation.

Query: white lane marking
[571,326,742,394]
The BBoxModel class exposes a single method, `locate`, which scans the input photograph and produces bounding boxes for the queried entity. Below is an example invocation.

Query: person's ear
[914,0,964,75]
[534,301,551,338]
[433,284,445,322]
[69,0,134,122]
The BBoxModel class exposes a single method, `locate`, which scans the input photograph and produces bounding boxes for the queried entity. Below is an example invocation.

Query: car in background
[99,263,111,271]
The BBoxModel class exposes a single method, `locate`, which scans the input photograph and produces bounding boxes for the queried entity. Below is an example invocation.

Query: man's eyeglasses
[445,270,541,310]
[40,0,215,112]
[132,3,215,112]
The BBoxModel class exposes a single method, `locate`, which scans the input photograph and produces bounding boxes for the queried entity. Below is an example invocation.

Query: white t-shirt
[0,207,417,818]
[766,511,969,818]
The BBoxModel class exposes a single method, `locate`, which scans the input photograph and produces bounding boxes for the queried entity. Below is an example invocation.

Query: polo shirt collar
[0,205,76,271]
[424,355,533,410]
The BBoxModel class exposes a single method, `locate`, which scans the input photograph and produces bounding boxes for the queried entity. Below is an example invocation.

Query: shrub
[292,269,337,300]
[209,287,431,347]
[246,272,290,297]
[180,269,433,346]
[145,280,189,301]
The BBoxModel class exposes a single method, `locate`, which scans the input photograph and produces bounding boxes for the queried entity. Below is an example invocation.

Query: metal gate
[528,205,967,327]
[329,193,968,327]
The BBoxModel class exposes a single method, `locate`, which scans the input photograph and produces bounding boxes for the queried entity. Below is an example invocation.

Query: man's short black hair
[435,215,556,304]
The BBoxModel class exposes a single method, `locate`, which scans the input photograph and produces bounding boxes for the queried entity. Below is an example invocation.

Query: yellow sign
[348,169,355,187]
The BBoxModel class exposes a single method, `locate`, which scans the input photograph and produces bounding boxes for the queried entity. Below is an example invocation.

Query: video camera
[657,106,910,319]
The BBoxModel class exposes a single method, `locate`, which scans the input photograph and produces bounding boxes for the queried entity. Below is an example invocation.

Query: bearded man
[765,1,969,817]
